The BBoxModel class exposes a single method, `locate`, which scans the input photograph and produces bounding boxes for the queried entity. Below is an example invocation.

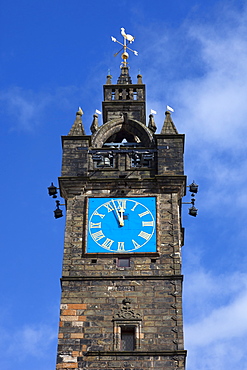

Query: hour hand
[111,199,124,226]
[118,206,125,226]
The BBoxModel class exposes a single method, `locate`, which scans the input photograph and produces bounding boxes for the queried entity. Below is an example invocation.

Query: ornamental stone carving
[113,298,141,320]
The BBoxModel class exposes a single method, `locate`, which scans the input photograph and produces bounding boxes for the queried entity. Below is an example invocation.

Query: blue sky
[1,1,247,369]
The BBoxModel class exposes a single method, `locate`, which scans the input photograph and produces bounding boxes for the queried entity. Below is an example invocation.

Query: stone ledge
[84,350,187,357]
[61,275,183,282]
[82,252,160,258]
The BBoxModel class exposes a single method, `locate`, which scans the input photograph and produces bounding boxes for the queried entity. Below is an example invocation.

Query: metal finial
[111,27,138,67]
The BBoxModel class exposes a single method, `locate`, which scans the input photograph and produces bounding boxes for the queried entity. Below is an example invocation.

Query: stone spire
[90,113,99,134]
[161,111,178,134]
[148,113,157,133]
[117,65,132,84]
[68,108,85,136]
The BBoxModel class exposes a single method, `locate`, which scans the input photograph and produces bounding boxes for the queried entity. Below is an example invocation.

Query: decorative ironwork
[111,28,138,67]
[130,151,154,168]
[91,151,114,168]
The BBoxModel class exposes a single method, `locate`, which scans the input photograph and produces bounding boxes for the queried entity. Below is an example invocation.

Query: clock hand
[119,206,125,226]
[111,199,124,226]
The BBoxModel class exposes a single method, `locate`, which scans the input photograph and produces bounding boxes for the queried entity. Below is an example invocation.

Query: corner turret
[161,110,178,134]
[68,108,85,136]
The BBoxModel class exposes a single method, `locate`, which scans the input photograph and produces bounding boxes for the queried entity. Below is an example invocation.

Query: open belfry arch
[55,29,187,369]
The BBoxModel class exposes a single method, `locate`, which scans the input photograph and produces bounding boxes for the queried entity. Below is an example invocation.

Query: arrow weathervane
[111,27,138,67]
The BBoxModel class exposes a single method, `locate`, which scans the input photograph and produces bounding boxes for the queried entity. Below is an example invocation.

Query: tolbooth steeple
[55,28,187,370]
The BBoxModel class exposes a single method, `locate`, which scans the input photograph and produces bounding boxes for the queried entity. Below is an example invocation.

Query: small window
[117,258,130,267]
[121,326,136,351]
[113,319,141,351]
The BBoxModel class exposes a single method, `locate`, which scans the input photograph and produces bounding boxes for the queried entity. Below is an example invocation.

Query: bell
[97,156,111,167]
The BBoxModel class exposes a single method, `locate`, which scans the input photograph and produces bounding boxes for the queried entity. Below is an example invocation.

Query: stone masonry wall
[56,186,186,369]
[56,123,187,369]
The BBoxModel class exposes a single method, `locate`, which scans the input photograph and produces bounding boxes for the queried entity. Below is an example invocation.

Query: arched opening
[90,119,155,169]
[91,119,154,149]
[103,127,141,147]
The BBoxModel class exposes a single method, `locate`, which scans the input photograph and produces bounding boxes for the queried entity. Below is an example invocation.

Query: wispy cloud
[0,86,83,132]
[0,322,57,369]
[138,3,247,370]
[141,3,247,213]
[0,87,51,131]
[8,324,56,358]
[178,8,247,216]
[184,269,247,369]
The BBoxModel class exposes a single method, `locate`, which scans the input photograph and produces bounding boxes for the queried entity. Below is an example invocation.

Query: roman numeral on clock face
[117,242,125,251]
[142,221,154,227]
[90,222,102,228]
[131,202,138,211]
[91,230,105,241]
[103,202,114,212]
[93,210,105,219]
[138,210,150,218]
[101,238,114,249]
[132,239,141,249]
[138,231,151,240]
[117,200,126,210]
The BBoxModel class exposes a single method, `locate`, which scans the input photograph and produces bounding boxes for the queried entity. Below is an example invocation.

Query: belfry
[55,29,187,369]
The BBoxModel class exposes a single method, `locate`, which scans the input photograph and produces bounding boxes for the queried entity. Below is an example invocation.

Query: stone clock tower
[55,38,187,369]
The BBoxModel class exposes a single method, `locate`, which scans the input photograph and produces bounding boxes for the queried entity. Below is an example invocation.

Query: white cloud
[175,7,247,151]
[142,3,247,216]
[0,86,83,132]
[187,291,247,345]
[155,5,247,369]
[184,270,247,370]
[0,322,57,365]
[179,12,247,214]
[143,5,247,143]
[187,337,247,370]
[0,87,51,131]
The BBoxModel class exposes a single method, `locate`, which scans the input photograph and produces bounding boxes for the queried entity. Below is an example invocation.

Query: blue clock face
[86,197,156,253]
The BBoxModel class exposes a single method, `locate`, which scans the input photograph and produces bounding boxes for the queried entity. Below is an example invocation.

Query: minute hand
[119,206,124,226]
[111,199,124,226]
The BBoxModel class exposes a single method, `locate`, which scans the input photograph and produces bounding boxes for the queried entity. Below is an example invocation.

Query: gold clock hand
[119,206,124,226]
[111,199,123,226]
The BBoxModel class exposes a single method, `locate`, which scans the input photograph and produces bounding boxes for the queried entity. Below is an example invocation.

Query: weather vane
[111,27,138,67]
